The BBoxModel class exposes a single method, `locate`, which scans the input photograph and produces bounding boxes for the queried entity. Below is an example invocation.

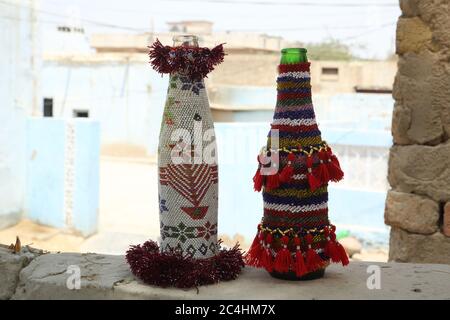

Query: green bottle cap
[280,48,308,64]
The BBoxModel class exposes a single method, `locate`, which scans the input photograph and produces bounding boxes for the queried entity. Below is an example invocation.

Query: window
[73,27,85,34]
[73,110,89,118]
[43,98,53,117]
[57,26,71,32]
[321,67,339,75]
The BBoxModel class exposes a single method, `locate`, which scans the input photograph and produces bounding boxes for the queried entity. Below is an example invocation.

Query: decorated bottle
[126,35,244,288]
[245,48,349,280]
[155,35,222,258]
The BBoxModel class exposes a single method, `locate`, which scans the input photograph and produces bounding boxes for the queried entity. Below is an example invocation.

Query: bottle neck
[275,47,312,106]
[173,34,199,47]
[280,48,308,64]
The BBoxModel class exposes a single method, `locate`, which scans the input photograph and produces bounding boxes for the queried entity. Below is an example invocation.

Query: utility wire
[43,0,396,17]
[1,0,397,34]
[1,0,396,62]
[339,22,395,41]
[0,12,396,35]
[0,0,149,31]
[0,14,63,25]
[225,21,396,32]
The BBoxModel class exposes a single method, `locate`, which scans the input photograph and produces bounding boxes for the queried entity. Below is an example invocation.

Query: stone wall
[386,0,450,263]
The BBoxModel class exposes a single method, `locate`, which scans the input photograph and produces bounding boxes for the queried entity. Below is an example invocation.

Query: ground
[0,156,388,261]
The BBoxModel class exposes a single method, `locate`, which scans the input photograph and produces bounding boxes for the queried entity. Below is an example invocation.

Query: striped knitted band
[272,117,317,126]
[277,71,311,79]
[277,81,311,89]
[278,62,310,73]
[268,136,323,148]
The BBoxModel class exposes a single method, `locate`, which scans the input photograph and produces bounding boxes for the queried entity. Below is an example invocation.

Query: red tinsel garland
[126,240,244,289]
[148,39,225,81]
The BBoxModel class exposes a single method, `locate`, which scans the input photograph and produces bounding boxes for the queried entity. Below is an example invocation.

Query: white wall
[41,56,167,156]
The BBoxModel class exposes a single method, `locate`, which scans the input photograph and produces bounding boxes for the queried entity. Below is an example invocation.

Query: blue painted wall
[72,120,100,235]
[26,118,100,236]
[0,0,40,229]
[215,123,267,240]
[26,119,66,228]
[212,87,393,131]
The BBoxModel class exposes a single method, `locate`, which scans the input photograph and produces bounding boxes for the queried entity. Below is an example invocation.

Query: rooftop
[166,20,214,25]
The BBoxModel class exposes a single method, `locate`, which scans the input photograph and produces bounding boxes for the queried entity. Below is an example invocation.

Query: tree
[303,39,358,61]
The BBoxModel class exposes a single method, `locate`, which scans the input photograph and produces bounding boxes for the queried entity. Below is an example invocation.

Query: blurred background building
[1,0,401,261]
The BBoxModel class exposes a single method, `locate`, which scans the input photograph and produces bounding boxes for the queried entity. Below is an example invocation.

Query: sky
[38,0,401,59]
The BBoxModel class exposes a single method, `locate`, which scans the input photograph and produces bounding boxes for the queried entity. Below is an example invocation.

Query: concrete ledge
[4,251,450,300]
[0,245,42,300]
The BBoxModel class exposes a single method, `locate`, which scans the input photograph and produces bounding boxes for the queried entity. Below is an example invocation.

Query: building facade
[43,21,396,157]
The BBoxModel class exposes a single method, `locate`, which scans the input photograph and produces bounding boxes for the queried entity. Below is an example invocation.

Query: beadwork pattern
[158,74,219,258]
[246,62,348,277]
[126,39,244,289]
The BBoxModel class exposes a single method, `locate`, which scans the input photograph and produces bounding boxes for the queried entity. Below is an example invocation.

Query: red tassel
[279,153,295,183]
[261,233,274,272]
[265,173,280,191]
[327,242,340,262]
[324,228,340,262]
[287,152,296,162]
[306,156,321,191]
[273,235,292,273]
[293,237,308,277]
[328,148,342,168]
[279,165,293,183]
[314,150,330,185]
[335,242,350,266]
[324,227,349,266]
[305,234,323,272]
[253,167,263,192]
[305,248,323,272]
[253,155,265,192]
[245,229,264,267]
[326,148,344,182]
[332,225,349,266]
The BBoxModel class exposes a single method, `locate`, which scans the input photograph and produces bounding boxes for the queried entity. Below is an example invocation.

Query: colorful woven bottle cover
[126,36,244,288]
[245,53,349,277]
